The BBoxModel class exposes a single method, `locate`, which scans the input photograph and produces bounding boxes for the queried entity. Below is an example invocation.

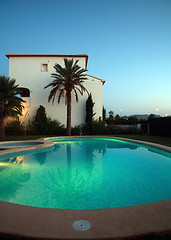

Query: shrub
[149,117,171,136]
[31,105,65,135]
[71,125,83,135]
[5,119,23,135]
[90,120,106,135]
[32,105,48,134]
[127,116,138,124]
[105,118,115,125]
[46,118,65,135]
[105,125,142,135]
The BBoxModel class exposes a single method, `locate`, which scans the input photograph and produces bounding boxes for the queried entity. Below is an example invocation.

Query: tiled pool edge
[0,136,171,239]
[0,199,171,239]
[113,136,171,153]
[0,139,54,157]
[44,135,171,153]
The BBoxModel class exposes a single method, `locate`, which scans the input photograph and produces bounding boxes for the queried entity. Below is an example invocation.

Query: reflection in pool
[0,137,171,209]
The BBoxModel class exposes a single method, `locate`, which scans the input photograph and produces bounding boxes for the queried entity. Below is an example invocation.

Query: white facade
[6,54,105,127]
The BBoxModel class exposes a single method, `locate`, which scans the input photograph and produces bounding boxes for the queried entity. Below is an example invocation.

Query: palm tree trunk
[66,90,71,136]
[0,115,5,139]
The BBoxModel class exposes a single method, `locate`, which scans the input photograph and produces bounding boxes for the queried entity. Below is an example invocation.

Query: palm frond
[73,86,84,96]
[73,88,79,102]
[0,75,25,118]
[58,89,65,104]
[48,87,59,104]
[76,83,89,95]
[45,58,89,108]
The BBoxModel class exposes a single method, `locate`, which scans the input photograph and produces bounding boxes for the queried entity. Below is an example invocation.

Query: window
[41,63,49,72]
[17,87,30,108]
[17,88,30,97]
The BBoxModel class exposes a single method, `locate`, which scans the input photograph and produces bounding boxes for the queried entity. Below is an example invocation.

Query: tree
[128,116,138,124]
[114,114,121,123]
[148,114,156,120]
[102,107,106,121]
[115,114,120,120]
[106,111,115,125]
[0,75,25,139]
[33,105,48,134]
[109,111,114,118]
[86,94,95,129]
[44,59,88,136]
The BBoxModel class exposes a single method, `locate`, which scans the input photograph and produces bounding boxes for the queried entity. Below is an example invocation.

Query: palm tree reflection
[45,140,105,208]
[45,138,140,208]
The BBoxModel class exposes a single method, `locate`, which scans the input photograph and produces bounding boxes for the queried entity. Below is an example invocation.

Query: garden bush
[32,105,48,134]
[89,120,106,135]
[149,117,171,136]
[5,119,23,135]
[71,125,83,135]
[105,125,142,135]
[31,105,65,135]
[46,118,65,135]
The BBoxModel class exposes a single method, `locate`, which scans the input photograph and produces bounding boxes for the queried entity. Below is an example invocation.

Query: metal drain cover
[72,220,91,231]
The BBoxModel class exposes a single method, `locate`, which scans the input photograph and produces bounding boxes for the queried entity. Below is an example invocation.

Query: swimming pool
[0,137,171,209]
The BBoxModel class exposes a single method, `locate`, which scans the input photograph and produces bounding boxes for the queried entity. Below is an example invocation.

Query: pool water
[0,137,171,209]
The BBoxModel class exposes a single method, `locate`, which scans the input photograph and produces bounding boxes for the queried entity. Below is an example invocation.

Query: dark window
[17,88,30,97]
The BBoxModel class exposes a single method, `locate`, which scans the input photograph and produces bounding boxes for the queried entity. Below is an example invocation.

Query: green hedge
[149,117,171,136]
[5,120,23,135]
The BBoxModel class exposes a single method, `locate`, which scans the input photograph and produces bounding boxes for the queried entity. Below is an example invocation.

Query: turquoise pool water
[0,137,171,209]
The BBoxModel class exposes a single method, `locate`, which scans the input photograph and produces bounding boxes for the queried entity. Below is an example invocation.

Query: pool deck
[0,136,171,239]
[0,199,171,239]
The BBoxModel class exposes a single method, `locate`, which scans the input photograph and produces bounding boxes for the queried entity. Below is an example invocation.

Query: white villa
[6,54,105,127]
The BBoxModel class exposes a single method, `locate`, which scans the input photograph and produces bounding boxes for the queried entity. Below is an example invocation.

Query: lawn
[112,135,171,147]
[0,134,171,147]
[0,135,54,141]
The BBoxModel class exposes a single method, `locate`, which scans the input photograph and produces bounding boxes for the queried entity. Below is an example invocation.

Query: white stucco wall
[7,55,104,127]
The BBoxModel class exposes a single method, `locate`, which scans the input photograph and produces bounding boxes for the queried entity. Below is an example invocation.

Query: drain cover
[72,220,91,231]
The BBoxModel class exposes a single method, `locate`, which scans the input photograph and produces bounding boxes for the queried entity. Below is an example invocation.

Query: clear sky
[0,0,171,117]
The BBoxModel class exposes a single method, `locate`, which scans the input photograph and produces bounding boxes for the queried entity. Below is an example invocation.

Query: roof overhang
[86,74,106,85]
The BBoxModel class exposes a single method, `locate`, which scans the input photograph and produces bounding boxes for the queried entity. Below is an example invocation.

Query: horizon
[0,0,170,117]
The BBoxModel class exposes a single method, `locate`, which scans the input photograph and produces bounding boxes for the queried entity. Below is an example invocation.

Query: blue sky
[0,0,171,117]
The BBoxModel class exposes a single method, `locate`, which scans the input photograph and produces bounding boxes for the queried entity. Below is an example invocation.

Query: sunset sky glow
[0,0,170,116]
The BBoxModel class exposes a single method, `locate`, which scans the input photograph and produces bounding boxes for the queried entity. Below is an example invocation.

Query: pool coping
[0,136,171,239]
[0,139,54,157]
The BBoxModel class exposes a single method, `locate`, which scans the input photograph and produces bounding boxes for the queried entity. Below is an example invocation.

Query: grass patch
[0,135,55,142]
[112,135,171,147]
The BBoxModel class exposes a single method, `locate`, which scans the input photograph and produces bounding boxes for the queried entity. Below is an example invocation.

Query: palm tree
[0,75,25,139]
[44,58,88,136]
